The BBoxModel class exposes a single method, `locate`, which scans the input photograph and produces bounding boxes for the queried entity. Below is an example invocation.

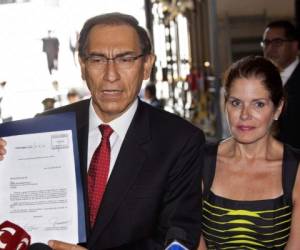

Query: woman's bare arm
[285,163,300,249]
[197,235,207,250]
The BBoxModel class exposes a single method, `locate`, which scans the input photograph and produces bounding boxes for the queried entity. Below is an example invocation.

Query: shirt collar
[89,98,138,140]
[281,57,299,85]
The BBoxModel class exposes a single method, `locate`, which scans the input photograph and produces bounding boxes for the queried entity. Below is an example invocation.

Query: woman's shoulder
[201,139,233,170]
[215,138,234,157]
[281,143,300,203]
[203,141,219,153]
[285,143,300,161]
[290,144,300,206]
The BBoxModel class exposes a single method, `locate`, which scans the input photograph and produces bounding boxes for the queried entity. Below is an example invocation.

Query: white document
[0,130,79,244]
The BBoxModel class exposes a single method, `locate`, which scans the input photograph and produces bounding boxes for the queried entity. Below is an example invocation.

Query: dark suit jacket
[43,98,205,250]
[278,63,300,149]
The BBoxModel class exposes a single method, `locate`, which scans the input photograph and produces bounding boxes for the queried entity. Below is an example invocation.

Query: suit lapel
[284,62,300,91]
[88,101,151,245]
[74,100,90,237]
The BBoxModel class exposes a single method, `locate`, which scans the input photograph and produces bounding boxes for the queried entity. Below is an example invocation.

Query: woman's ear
[274,99,284,120]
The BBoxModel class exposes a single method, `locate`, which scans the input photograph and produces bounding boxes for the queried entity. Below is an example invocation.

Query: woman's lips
[237,125,255,131]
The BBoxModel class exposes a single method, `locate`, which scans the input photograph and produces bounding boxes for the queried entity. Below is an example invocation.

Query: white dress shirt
[87,99,138,178]
[280,57,299,86]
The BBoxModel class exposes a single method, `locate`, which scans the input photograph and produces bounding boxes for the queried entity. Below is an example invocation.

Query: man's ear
[292,40,299,53]
[143,54,156,80]
[79,56,86,81]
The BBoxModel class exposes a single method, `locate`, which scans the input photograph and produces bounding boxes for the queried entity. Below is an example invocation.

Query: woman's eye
[231,100,240,107]
[255,101,265,108]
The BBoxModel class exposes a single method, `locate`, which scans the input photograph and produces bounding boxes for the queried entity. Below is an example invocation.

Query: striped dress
[201,143,299,250]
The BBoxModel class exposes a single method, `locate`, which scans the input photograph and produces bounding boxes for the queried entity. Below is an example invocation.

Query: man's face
[80,24,155,122]
[262,27,298,69]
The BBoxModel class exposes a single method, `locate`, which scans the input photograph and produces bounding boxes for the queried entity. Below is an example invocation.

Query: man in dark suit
[144,83,162,109]
[262,20,300,149]
[0,13,205,249]
[42,30,59,74]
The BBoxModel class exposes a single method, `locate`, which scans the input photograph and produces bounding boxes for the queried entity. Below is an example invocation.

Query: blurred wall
[217,0,294,75]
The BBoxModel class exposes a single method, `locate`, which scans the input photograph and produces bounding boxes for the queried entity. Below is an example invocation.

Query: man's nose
[263,45,276,59]
[103,60,120,82]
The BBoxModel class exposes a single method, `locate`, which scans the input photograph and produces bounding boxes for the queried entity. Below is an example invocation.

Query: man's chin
[267,57,280,67]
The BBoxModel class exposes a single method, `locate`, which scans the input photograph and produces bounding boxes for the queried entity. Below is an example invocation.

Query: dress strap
[202,142,218,197]
[282,144,300,200]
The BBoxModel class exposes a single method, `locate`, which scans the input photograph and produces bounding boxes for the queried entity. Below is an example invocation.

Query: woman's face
[225,77,283,144]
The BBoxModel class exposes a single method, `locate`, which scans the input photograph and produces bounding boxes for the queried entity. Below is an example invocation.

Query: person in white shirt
[261,20,300,149]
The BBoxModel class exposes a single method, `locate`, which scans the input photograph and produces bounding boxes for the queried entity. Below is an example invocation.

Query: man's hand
[48,240,87,250]
[0,138,6,160]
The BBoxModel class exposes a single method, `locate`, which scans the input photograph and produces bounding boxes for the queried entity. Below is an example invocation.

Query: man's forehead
[87,24,140,47]
[264,27,286,38]
[89,23,137,36]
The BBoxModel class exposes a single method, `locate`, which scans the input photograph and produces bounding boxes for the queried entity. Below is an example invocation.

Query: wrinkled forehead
[86,25,142,56]
[86,24,141,52]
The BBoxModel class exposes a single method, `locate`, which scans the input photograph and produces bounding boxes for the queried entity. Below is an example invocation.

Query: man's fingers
[48,240,87,250]
[0,138,7,145]
[0,138,7,160]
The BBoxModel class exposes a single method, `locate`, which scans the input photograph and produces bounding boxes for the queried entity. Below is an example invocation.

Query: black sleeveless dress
[201,143,300,250]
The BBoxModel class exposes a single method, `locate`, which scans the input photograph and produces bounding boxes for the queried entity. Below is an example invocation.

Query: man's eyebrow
[114,51,139,57]
[88,51,137,57]
[87,52,105,57]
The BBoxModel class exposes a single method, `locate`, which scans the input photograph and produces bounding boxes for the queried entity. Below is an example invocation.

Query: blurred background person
[42,30,60,75]
[67,88,81,104]
[0,81,6,122]
[69,30,79,66]
[41,97,56,111]
[143,83,163,109]
[262,20,300,149]
[51,80,64,107]
[0,81,12,122]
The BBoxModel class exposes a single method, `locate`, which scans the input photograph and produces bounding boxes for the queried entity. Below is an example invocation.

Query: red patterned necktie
[88,124,113,227]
